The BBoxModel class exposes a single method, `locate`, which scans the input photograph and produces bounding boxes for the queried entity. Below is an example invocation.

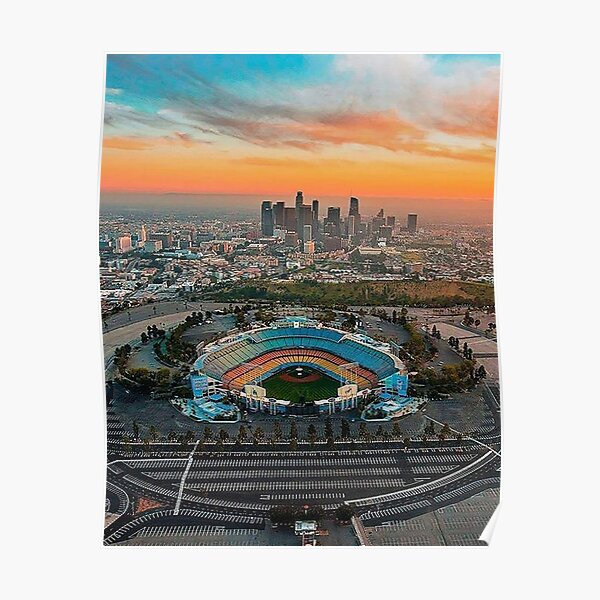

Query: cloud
[103,136,152,151]
[103,132,210,151]
[103,55,500,162]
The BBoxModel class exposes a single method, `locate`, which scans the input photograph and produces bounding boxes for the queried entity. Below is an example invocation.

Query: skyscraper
[273,201,285,226]
[261,201,274,236]
[284,207,297,232]
[347,215,357,237]
[349,196,360,218]
[139,224,147,243]
[326,206,341,236]
[311,199,319,240]
[386,215,396,228]
[407,213,418,234]
[303,224,312,242]
[295,191,304,208]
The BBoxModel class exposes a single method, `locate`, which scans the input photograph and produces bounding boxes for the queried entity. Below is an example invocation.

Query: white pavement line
[107,481,130,519]
[423,415,501,458]
[347,451,495,507]
[174,441,199,515]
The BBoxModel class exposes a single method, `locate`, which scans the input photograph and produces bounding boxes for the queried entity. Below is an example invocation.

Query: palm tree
[121,434,132,452]
[149,425,159,442]
[253,426,265,444]
[340,419,351,439]
[359,422,368,439]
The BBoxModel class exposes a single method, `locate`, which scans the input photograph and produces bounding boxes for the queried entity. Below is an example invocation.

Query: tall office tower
[273,201,285,226]
[326,206,341,236]
[284,231,299,247]
[347,215,357,237]
[349,196,360,218]
[139,224,147,243]
[377,208,384,218]
[303,224,312,242]
[311,199,319,239]
[372,216,385,231]
[379,225,393,241]
[386,215,396,228]
[407,213,418,233]
[261,200,274,236]
[116,235,132,253]
[297,204,312,241]
[284,207,297,232]
[302,205,312,239]
[295,191,304,208]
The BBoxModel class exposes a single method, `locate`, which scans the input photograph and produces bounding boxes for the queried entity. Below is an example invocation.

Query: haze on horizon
[101,192,493,224]
[101,54,500,212]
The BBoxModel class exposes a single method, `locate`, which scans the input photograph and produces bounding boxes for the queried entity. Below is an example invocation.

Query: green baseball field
[262,366,340,403]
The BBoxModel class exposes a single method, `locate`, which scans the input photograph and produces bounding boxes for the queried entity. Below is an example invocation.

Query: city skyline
[101,54,500,204]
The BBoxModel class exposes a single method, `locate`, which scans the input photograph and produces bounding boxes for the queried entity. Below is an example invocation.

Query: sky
[101,54,501,212]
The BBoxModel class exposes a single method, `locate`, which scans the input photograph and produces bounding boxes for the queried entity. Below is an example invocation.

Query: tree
[121,434,132,452]
[149,425,159,442]
[273,421,283,442]
[359,422,368,439]
[203,426,213,441]
[392,421,402,438]
[399,307,408,326]
[335,505,355,522]
[269,505,298,525]
[218,428,229,441]
[132,420,140,441]
[289,437,298,451]
[307,424,318,447]
[326,436,335,450]
[237,424,248,443]
[340,418,351,439]
[182,430,194,447]
[253,426,265,444]
[141,331,149,344]
[289,421,298,440]
[143,437,151,453]
[324,417,333,439]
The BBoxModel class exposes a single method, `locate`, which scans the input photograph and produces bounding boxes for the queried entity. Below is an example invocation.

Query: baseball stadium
[191,317,410,417]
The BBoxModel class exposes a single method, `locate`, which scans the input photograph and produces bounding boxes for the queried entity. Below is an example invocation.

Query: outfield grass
[263,370,340,403]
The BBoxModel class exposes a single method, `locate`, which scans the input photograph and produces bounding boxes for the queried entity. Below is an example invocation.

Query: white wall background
[3,1,597,598]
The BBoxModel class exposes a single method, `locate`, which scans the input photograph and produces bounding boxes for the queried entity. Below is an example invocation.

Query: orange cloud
[101,144,495,200]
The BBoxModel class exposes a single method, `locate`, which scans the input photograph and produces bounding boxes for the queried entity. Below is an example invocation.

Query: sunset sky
[101,54,500,206]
